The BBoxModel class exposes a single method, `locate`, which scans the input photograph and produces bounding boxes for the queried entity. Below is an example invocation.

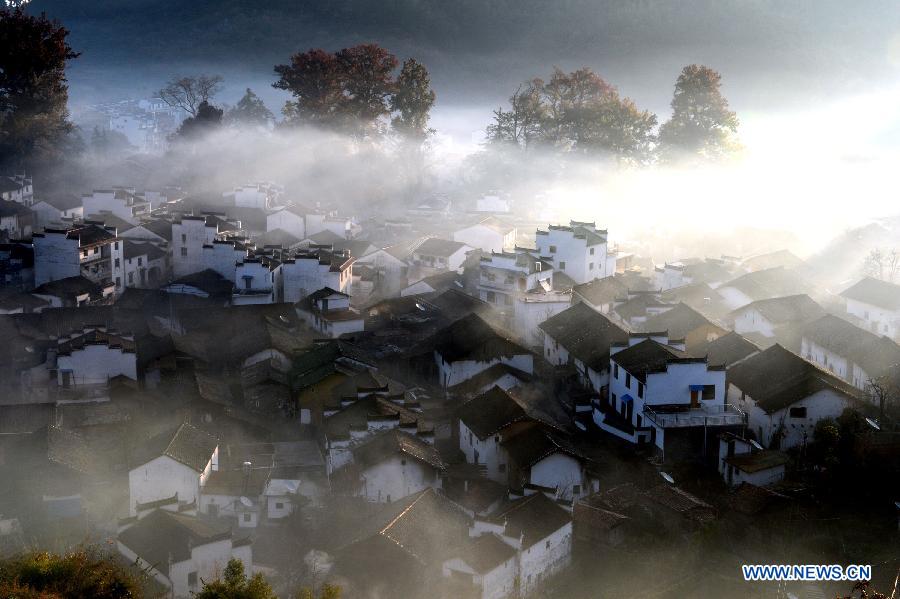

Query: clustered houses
[0,174,33,205]
[4,178,899,599]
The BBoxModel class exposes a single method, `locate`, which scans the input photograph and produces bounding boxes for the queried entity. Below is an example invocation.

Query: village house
[0,175,33,205]
[727,344,863,449]
[511,288,573,347]
[638,302,727,354]
[800,314,900,395]
[171,214,234,279]
[659,282,731,321]
[571,276,631,314]
[611,290,672,327]
[199,461,271,528]
[295,287,364,337]
[539,302,630,396]
[429,313,534,388]
[225,182,281,210]
[128,423,219,515]
[0,241,33,291]
[0,200,33,240]
[30,194,84,229]
[225,440,327,513]
[717,266,812,310]
[81,188,151,225]
[401,270,464,297]
[119,218,173,245]
[411,237,472,273]
[353,240,418,293]
[453,216,517,253]
[117,508,252,599]
[305,210,356,239]
[839,276,900,339]
[32,223,122,287]
[114,239,169,293]
[741,249,805,273]
[534,221,612,284]
[477,249,553,317]
[729,294,826,346]
[717,433,788,488]
[31,275,114,308]
[692,331,760,368]
[475,192,511,213]
[653,258,736,291]
[233,256,278,304]
[54,326,138,388]
[595,333,743,458]
[332,428,445,504]
[265,203,311,240]
[280,247,353,303]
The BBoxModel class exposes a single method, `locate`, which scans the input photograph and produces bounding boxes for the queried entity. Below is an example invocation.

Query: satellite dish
[285,481,299,493]
[414,302,426,312]
[749,439,764,451]
[866,417,881,431]
[660,472,675,485]
[24,346,34,353]
[239,496,253,508]
[279,315,290,324]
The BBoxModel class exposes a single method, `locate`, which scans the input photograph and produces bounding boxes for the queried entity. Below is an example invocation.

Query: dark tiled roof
[457,386,529,439]
[202,465,271,496]
[801,314,900,377]
[724,450,789,473]
[501,426,585,469]
[456,534,516,573]
[415,237,468,257]
[351,429,445,471]
[123,239,166,261]
[733,294,825,326]
[491,492,571,549]
[693,332,759,367]
[611,339,694,383]
[539,302,629,371]
[639,302,724,341]
[254,228,301,248]
[741,250,804,272]
[447,363,530,396]
[727,344,862,414]
[644,484,716,522]
[118,510,232,574]
[613,293,670,321]
[840,277,900,310]
[429,313,527,363]
[32,275,103,298]
[572,277,630,306]
[0,200,32,217]
[132,423,218,472]
[720,267,810,303]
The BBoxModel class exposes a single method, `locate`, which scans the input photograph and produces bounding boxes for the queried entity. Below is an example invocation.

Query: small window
[546,540,551,549]
[638,382,644,398]
[188,572,198,587]
[486,291,496,303]
[128,272,133,284]
[180,247,187,257]
[275,502,284,509]
[401,459,407,466]
[137,257,142,266]
[625,373,631,388]
[181,233,186,243]
[559,261,566,270]
[589,263,594,270]
[494,436,500,443]
[114,242,119,250]
[590,247,595,255]
[702,385,716,400]
[614,364,619,378]
[114,258,120,268]
[549,245,557,253]
[115,277,121,287]
[82,249,88,257]
[498,463,506,473]
[789,406,807,419]
[243,513,251,522]
[572,484,581,495]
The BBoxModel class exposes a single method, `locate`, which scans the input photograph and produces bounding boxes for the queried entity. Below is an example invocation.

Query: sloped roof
[202,465,271,496]
[131,422,218,472]
[428,313,527,363]
[741,249,804,272]
[732,294,825,326]
[351,429,445,471]
[123,239,166,261]
[539,302,629,371]
[727,344,862,413]
[254,228,301,248]
[611,339,695,382]
[724,450,789,473]
[32,275,103,299]
[501,425,586,469]
[457,386,529,439]
[720,267,810,303]
[613,293,671,321]
[639,302,724,340]
[572,277,630,306]
[0,200,32,217]
[840,277,900,310]
[118,510,232,574]
[415,237,468,257]
[455,533,516,573]
[693,331,759,367]
[491,492,571,549]
[801,314,900,377]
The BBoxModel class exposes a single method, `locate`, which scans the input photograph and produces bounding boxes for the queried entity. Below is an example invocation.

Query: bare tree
[866,372,899,423]
[159,74,223,116]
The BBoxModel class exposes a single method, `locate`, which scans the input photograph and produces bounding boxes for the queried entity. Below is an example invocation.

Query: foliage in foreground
[0,549,144,598]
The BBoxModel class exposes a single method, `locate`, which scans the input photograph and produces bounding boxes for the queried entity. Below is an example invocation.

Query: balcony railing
[643,403,745,428]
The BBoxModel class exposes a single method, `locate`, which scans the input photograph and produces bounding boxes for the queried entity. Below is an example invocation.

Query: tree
[194,558,276,599]
[390,58,436,142]
[296,584,342,599]
[0,549,145,598]
[863,247,900,282]
[486,80,545,151]
[226,88,273,127]
[0,6,79,170]
[159,74,223,117]
[89,126,133,157]
[334,44,397,137]
[657,64,739,161]
[174,100,223,139]
[274,48,345,128]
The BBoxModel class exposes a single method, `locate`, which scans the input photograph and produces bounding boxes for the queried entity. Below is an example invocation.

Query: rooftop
[840,276,900,311]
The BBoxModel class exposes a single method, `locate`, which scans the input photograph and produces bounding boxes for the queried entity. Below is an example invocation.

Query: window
[181,247,187,257]
[638,382,644,398]
[614,364,619,378]
[546,540,551,549]
[401,459,407,466]
[137,257,142,266]
[504,295,512,306]
[590,247,595,255]
[494,435,500,443]
[181,233,186,243]
[549,245,557,253]
[114,258,120,268]
[572,484,581,495]
[486,291,496,303]
[115,277,121,287]
[498,463,506,473]
[625,373,631,388]
[243,513,251,522]
[702,384,716,400]
[789,406,807,418]
[275,502,284,510]
[559,261,566,270]
[188,572,198,588]
[127,272,133,284]
[611,393,617,405]
[82,249,88,257]
[589,263,594,270]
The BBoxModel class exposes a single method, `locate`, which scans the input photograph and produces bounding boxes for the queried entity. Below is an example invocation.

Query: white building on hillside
[840,277,900,340]
[453,216,517,253]
[535,221,611,284]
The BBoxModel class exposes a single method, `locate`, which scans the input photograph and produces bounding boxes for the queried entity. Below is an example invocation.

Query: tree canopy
[0,549,144,598]
[174,100,223,140]
[159,74,223,117]
[194,558,277,599]
[226,88,274,127]
[0,6,79,171]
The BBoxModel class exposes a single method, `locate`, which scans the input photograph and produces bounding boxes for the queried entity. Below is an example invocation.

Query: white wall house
[717,434,787,488]
[477,250,553,320]
[475,193,511,213]
[280,248,353,303]
[729,295,825,340]
[840,277,900,340]
[31,196,84,229]
[265,205,308,240]
[171,216,220,278]
[305,212,353,239]
[535,221,610,284]
[82,188,151,225]
[294,287,364,338]
[233,258,277,305]
[118,508,252,599]
[128,423,219,516]
[728,344,861,450]
[55,328,138,387]
[0,175,33,205]
[453,217,517,253]
[411,238,472,272]
[594,334,743,455]
[115,239,169,293]
[33,224,122,287]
